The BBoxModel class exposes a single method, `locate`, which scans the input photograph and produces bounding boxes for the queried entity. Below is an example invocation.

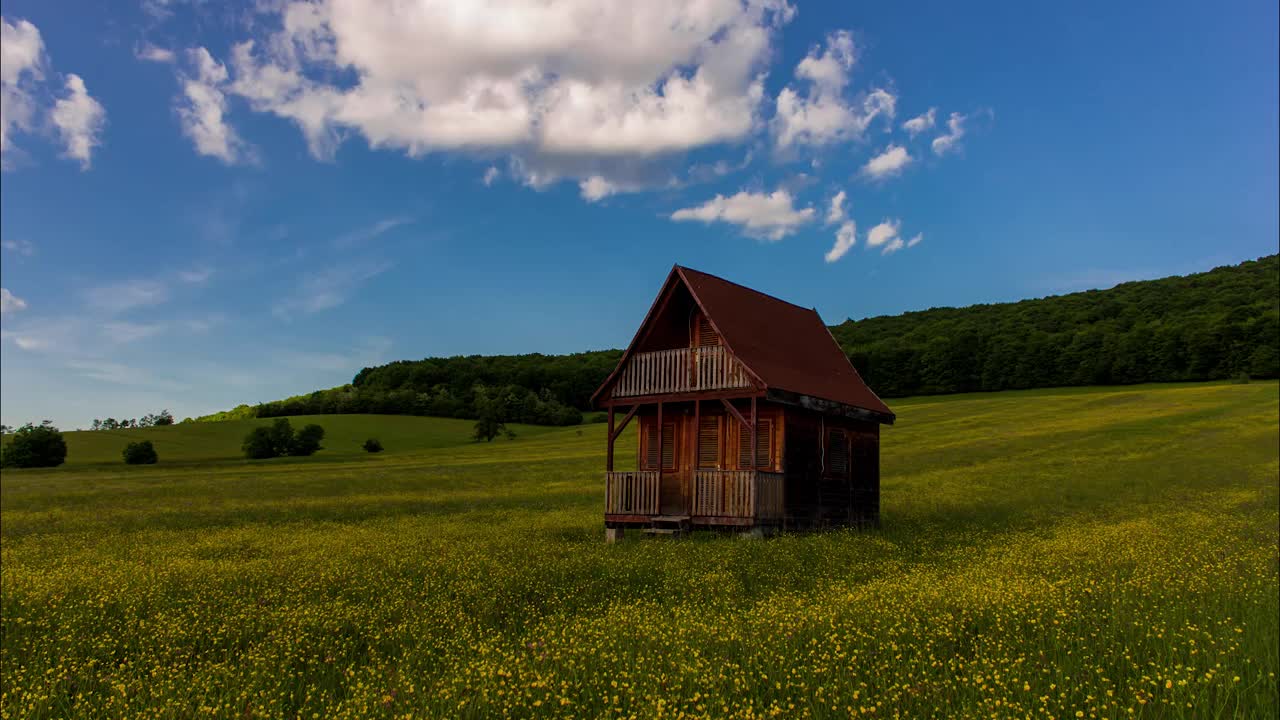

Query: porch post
[606,405,615,472]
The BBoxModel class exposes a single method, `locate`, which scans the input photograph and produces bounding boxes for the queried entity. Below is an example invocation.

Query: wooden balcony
[604,470,783,526]
[693,470,784,522]
[612,346,752,398]
[605,471,660,515]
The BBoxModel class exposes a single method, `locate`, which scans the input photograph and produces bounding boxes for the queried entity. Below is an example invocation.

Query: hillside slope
[201,254,1278,421]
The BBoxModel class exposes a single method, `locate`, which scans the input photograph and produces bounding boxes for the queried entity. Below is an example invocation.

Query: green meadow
[1,382,1277,719]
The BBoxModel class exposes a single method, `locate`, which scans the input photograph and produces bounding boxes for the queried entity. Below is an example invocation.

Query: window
[644,420,676,470]
[826,429,848,476]
[695,313,719,347]
[698,416,720,469]
[737,418,773,470]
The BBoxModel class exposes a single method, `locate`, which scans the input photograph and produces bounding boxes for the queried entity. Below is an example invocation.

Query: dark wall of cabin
[782,408,880,526]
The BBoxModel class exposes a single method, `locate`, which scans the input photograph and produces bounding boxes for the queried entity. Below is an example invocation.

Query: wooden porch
[604,469,784,527]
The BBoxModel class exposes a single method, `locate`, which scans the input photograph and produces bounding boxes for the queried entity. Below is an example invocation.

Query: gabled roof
[594,265,894,423]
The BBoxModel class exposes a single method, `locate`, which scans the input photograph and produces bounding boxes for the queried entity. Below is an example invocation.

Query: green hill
[57,415,564,466]
[200,255,1278,422]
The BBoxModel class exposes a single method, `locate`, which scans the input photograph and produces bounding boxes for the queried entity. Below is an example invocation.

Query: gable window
[695,312,719,347]
[737,418,773,470]
[826,429,849,476]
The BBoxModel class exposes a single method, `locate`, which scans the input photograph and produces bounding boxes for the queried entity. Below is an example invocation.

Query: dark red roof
[677,267,893,420]
[593,265,893,422]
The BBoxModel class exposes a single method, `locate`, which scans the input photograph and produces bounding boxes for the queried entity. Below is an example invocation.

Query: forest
[197,255,1278,424]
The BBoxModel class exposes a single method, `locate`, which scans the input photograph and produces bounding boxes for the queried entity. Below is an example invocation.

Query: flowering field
[2,381,1277,719]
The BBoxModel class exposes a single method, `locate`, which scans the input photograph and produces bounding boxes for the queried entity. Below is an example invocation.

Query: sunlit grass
[2,381,1276,718]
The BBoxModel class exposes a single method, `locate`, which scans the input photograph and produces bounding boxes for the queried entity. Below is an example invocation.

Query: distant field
[55,414,564,465]
[2,381,1276,718]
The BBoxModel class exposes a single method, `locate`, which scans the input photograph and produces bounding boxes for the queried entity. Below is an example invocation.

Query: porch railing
[612,346,751,398]
[605,471,660,515]
[692,470,784,521]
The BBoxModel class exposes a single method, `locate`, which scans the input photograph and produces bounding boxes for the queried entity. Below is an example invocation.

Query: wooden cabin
[593,266,895,540]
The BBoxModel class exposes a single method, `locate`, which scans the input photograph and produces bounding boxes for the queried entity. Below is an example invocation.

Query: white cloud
[2,238,34,255]
[1,16,45,162]
[580,175,618,202]
[50,74,106,169]
[1,287,28,314]
[84,279,169,315]
[177,267,213,284]
[931,111,966,156]
[482,166,500,186]
[177,47,255,164]
[825,189,846,225]
[907,232,922,248]
[101,321,166,344]
[861,143,911,179]
[332,217,411,248]
[671,188,814,241]
[865,218,900,248]
[183,0,794,192]
[824,220,855,263]
[773,30,896,149]
[881,237,904,255]
[902,107,935,137]
[136,44,176,63]
[274,259,392,318]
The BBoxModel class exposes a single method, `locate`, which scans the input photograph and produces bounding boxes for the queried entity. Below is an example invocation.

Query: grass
[1,381,1276,719]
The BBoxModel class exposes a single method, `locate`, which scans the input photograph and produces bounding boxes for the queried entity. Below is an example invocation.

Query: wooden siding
[612,347,751,398]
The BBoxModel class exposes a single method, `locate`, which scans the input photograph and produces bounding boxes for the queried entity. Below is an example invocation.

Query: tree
[122,440,159,465]
[289,424,325,456]
[242,427,277,459]
[267,418,296,457]
[1,421,68,468]
[153,409,175,426]
[363,438,384,453]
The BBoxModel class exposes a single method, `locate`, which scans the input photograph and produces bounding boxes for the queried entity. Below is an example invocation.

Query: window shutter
[644,421,659,470]
[696,314,719,347]
[827,429,848,475]
[737,418,773,470]
[661,422,675,470]
[698,416,719,469]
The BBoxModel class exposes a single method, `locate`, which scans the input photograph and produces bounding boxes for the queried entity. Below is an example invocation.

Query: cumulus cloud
[862,143,911,179]
[865,218,901,248]
[824,220,855,263]
[579,175,619,202]
[136,44,176,63]
[902,107,935,137]
[825,189,847,225]
[2,17,107,169]
[671,188,815,241]
[1,287,28,314]
[186,0,794,193]
[50,74,106,169]
[773,30,895,149]
[932,112,966,155]
[1,17,45,162]
[482,166,500,186]
[177,47,255,164]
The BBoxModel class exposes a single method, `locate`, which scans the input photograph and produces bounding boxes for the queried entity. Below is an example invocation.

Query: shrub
[242,427,277,459]
[363,438,383,453]
[0,422,68,469]
[289,424,325,457]
[122,440,158,465]
[267,419,296,456]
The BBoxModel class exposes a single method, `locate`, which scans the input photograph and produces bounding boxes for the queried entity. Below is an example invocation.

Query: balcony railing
[604,471,660,515]
[693,470,784,520]
[612,346,751,398]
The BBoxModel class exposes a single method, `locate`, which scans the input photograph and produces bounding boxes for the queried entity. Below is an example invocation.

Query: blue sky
[1,0,1276,429]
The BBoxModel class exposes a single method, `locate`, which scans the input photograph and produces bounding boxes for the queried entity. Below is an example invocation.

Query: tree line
[90,410,175,430]
[192,255,1277,424]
